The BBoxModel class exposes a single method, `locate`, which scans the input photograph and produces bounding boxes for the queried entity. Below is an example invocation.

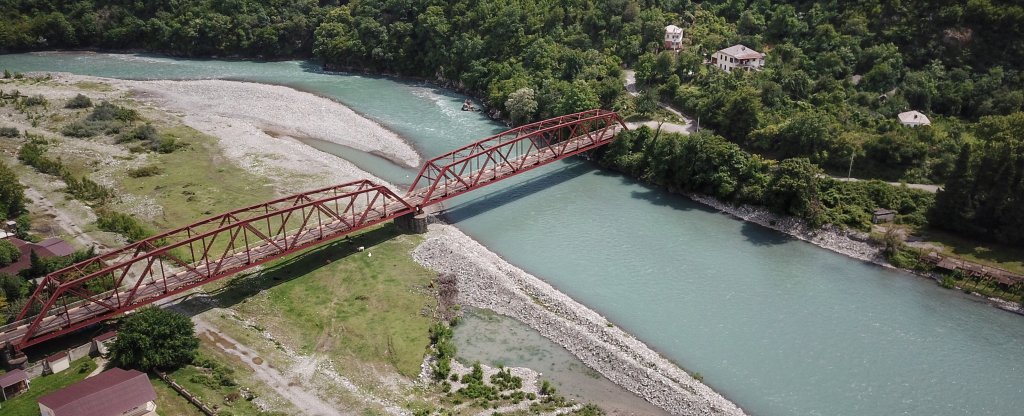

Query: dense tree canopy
[110,307,199,370]
[3,0,1022,244]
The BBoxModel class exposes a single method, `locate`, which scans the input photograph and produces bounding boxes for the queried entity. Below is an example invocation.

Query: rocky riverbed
[413,222,747,416]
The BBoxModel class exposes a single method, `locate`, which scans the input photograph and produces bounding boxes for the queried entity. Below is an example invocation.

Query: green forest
[2,0,1023,246]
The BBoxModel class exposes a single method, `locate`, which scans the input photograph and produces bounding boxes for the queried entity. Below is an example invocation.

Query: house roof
[0,237,75,275]
[0,369,28,389]
[873,208,897,215]
[93,330,117,342]
[38,368,156,416]
[46,351,68,362]
[665,24,683,34]
[718,44,763,59]
[898,110,931,125]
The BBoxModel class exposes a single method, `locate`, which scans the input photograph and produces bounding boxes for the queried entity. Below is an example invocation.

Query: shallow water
[4,52,1024,416]
[453,309,669,415]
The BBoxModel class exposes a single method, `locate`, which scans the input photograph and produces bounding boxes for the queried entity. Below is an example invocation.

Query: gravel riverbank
[413,222,747,416]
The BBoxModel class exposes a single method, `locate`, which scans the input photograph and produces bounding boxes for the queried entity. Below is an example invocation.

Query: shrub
[0,240,19,267]
[96,210,151,241]
[62,121,99,138]
[21,95,47,107]
[2,69,10,79]
[65,94,93,109]
[89,100,137,122]
[0,127,18,138]
[127,165,162,178]
[117,123,159,143]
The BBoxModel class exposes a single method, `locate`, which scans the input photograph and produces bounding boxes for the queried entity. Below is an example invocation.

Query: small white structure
[45,351,70,374]
[711,45,765,72]
[92,331,117,356]
[664,25,684,50]
[898,110,931,127]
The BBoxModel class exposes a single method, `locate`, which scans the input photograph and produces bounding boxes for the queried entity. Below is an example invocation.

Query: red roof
[38,368,156,416]
[0,237,75,275]
[0,368,28,388]
[45,351,68,362]
[93,330,117,342]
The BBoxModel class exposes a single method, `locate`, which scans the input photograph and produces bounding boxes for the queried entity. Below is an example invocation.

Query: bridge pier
[395,212,428,234]
[2,343,27,369]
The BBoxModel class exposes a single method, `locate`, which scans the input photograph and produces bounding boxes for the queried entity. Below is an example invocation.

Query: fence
[155,371,217,416]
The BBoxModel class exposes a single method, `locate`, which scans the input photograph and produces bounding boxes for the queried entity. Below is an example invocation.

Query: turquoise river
[2,52,1023,415]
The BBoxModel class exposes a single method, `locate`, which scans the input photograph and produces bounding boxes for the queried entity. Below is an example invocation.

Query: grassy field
[150,374,204,416]
[111,124,275,231]
[206,224,436,378]
[0,358,96,416]
[921,229,1024,275]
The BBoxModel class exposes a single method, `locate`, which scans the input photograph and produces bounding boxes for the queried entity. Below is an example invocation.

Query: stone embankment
[686,194,888,266]
[413,222,747,416]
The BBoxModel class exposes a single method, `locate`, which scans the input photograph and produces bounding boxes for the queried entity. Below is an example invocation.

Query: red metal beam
[4,110,628,351]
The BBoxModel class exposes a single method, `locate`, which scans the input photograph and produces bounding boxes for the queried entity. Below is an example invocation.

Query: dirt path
[623,70,696,134]
[23,187,106,250]
[191,317,345,416]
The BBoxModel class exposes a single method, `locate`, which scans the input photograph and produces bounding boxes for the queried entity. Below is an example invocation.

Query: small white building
[898,110,931,127]
[711,45,765,72]
[45,351,70,374]
[92,331,117,356]
[664,25,684,50]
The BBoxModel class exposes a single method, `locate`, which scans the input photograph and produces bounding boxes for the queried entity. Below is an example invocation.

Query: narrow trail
[191,317,345,416]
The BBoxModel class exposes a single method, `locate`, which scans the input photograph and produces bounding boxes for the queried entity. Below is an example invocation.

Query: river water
[3,52,1023,416]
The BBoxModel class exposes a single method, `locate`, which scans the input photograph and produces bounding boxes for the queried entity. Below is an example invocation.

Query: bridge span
[1,109,627,353]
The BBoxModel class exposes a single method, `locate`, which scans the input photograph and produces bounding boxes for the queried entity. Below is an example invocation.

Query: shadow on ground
[173,224,403,318]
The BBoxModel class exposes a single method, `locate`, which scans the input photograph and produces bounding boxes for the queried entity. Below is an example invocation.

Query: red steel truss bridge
[0,109,627,351]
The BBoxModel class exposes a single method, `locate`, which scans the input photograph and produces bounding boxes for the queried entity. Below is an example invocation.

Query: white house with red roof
[37,368,157,416]
[711,44,765,72]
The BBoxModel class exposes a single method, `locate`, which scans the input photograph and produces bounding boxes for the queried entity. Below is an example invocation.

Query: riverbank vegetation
[4,1,1020,248]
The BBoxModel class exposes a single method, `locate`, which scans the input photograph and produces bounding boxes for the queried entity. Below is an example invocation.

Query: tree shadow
[740,221,794,246]
[443,162,593,224]
[173,225,403,318]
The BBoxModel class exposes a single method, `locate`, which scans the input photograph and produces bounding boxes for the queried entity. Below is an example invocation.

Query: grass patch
[163,358,268,416]
[73,81,114,92]
[114,125,273,230]
[0,358,97,415]
[920,229,1024,275]
[149,374,204,416]
[207,224,435,377]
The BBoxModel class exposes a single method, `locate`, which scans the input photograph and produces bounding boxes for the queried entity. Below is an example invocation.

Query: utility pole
[847,151,855,179]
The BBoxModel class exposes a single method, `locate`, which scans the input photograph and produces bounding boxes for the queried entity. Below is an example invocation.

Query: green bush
[96,210,151,241]
[62,121,99,137]
[0,240,19,267]
[89,101,137,122]
[127,165,162,178]
[65,94,93,109]
[0,127,19,137]
[21,95,47,106]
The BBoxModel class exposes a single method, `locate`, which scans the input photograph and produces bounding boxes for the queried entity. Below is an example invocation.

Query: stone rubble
[413,223,748,416]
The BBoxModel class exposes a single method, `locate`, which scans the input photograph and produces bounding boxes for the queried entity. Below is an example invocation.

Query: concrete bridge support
[395,212,428,234]
[2,343,27,369]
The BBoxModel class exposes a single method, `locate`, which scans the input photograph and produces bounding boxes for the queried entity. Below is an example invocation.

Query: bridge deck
[2,110,626,350]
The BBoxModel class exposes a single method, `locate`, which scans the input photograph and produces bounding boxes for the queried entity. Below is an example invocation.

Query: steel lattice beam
[2,110,628,351]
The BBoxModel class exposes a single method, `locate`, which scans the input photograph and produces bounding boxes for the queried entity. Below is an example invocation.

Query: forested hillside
[2,0,1022,245]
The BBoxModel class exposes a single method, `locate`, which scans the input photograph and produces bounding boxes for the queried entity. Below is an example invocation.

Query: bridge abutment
[2,343,27,369]
[395,212,428,234]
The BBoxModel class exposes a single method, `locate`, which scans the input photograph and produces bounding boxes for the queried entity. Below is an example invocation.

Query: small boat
[461,99,476,112]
